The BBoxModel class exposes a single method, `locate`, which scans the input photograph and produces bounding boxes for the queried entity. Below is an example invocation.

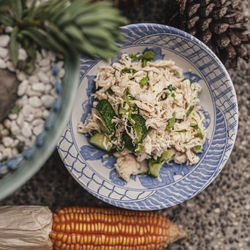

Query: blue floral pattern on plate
[57,24,238,210]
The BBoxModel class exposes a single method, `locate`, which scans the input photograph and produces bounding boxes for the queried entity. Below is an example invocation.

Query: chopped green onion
[132,69,138,74]
[190,123,199,130]
[11,104,21,114]
[140,74,149,88]
[167,84,176,91]
[194,145,202,151]
[160,92,169,101]
[129,51,155,67]
[128,108,133,121]
[175,129,187,132]
[171,93,176,97]
[186,105,194,117]
[121,67,131,73]
[111,136,117,141]
[166,113,175,131]
[197,128,204,139]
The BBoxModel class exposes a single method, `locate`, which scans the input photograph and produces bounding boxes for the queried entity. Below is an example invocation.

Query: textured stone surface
[0,1,249,249]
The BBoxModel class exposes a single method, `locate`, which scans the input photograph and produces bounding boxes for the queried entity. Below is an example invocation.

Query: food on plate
[78,51,206,181]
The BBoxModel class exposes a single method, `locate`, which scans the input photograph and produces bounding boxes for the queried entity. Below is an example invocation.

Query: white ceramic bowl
[58,24,238,210]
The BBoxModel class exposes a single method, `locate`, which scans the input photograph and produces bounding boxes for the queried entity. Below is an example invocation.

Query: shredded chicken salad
[78,51,207,182]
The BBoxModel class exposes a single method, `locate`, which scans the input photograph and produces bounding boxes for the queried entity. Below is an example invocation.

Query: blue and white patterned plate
[57,24,238,210]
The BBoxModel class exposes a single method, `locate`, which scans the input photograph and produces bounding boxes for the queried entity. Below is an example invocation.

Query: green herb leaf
[140,74,149,88]
[10,26,19,67]
[194,145,202,151]
[186,105,194,117]
[111,136,117,141]
[11,104,21,114]
[171,93,176,97]
[175,129,187,132]
[190,123,199,130]
[197,128,204,139]
[167,84,176,91]
[121,67,131,73]
[132,69,138,74]
[160,92,169,101]
[166,113,175,131]
[135,144,143,152]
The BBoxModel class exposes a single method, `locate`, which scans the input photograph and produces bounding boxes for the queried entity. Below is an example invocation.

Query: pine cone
[164,0,250,68]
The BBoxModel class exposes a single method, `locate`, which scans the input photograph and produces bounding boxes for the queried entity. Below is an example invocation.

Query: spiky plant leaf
[0,0,128,69]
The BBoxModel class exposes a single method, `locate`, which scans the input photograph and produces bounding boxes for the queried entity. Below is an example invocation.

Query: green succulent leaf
[9,26,19,67]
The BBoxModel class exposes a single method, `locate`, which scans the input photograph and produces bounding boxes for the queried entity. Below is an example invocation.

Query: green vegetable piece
[160,92,169,101]
[118,106,128,117]
[11,104,21,114]
[129,53,139,60]
[131,114,148,143]
[96,99,116,135]
[171,93,176,97]
[140,74,149,88]
[148,158,163,178]
[89,133,112,151]
[142,51,155,61]
[132,69,138,74]
[194,145,202,151]
[186,105,194,117]
[190,123,199,130]
[135,144,143,152]
[197,128,204,139]
[121,67,131,73]
[123,88,135,106]
[122,132,135,151]
[175,129,187,132]
[166,113,175,131]
[160,150,172,162]
[167,84,176,91]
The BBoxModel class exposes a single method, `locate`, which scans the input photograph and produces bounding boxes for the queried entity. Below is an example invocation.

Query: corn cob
[50,207,187,250]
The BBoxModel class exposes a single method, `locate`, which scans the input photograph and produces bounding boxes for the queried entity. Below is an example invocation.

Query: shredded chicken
[78,53,207,182]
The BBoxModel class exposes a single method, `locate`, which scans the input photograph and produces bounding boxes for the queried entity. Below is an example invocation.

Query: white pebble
[12,148,18,156]
[17,95,28,106]
[41,65,51,73]
[1,129,9,136]
[3,119,11,129]
[0,35,10,47]
[33,124,43,136]
[0,47,8,59]
[48,51,56,61]
[0,152,2,160]
[16,71,27,81]
[18,48,27,61]
[38,71,50,84]
[58,68,65,78]
[16,113,24,126]
[0,144,4,152]
[39,58,50,67]
[36,52,42,61]
[10,121,20,136]
[32,118,44,126]
[41,49,48,58]
[21,122,32,138]
[42,110,50,119]
[22,105,33,118]
[29,96,42,108]
[27,88,42,97]
[0,58,6,69]
[44,84,52,94]
[32,83,45,92]
[24,113,34,122]
[8,113,17,120]
[12,139,19,147]
[5,26,13,33]
[7,61,15,72]
[29,75,39,84]
[2,137,13,147]
[0,124,3,130]
[41,95,54,108]
[3,148,12,158]
[17,80,29,96]
[57,61,64,69]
